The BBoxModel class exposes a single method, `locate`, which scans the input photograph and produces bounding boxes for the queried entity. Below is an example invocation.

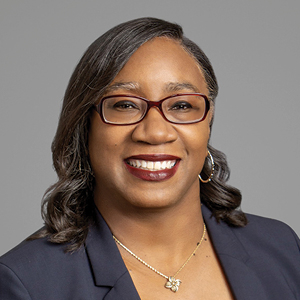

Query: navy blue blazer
[1,205,300,299]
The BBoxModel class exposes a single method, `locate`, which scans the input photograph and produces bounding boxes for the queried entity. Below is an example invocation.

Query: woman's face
[89,37,211,211]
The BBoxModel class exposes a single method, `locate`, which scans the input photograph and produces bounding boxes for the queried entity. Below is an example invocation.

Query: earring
[198,150,215,183]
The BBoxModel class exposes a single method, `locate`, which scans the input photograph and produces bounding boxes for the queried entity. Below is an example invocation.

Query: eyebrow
[164,82,200,93]
[104,81,200,94]
[104,82,141,94]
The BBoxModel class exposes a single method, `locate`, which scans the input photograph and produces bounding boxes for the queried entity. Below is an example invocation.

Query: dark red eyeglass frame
[94,93,210,125]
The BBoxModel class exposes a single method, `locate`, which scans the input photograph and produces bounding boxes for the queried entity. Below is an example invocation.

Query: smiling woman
[89,37,213,211]
[0,17,299,300]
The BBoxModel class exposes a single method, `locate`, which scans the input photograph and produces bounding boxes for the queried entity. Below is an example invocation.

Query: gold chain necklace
[113,223,206,293]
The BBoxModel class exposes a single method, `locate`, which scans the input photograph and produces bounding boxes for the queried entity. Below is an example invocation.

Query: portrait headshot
[1,1,299,299]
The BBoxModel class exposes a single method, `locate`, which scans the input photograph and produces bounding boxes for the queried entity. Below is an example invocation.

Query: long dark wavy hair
[32,17,247,251]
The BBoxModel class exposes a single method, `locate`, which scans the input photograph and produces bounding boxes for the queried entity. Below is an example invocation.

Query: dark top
[0,205,300,299]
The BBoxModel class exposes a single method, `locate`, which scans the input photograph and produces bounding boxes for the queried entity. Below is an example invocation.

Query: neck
[94,188,205,268]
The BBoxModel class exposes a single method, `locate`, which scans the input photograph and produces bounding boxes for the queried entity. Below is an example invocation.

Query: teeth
[154,162,160,170]
[147,161,154,169]
[127,159,176,171]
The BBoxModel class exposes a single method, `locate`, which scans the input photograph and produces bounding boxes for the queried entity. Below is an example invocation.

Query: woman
[0,17,299,300]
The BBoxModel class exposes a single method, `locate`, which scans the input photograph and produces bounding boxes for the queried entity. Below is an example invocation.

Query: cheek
[184,122,210,151]
[88,113,131,173]
[179,122,210,171]
[88,115,115,174]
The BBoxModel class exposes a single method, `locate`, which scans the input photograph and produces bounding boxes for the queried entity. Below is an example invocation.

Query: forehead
[109,37,208,96]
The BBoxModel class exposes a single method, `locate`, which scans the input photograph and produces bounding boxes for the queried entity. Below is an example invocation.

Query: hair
[31,17,247,251]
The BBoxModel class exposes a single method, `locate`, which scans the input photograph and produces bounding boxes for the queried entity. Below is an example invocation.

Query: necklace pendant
[165,276,181,292]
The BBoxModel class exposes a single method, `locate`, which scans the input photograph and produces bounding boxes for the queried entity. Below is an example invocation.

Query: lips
[124,154,180,181]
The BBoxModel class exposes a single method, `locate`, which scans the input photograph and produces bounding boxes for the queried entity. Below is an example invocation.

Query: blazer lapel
[202,205,269,300]
[85,210,141,300]
[85,205,273,299]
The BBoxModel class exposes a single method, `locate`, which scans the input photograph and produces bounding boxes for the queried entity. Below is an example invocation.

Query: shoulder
[205,208,300,297]
[203,203,300,254]
[228,213,300,282]
[0,232,69,270]
[0,230,90,275]
[0,232,91,299]
[235,213,300,253]
[204,204,300,269]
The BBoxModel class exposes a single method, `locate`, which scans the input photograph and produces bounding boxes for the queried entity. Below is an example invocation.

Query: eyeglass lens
[102,94,207,124]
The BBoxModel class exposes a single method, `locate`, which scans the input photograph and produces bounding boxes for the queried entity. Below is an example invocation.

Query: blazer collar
[86,205,270,300]
[202,205,249,262]
[85,209,141,299]
[202,205,269,300]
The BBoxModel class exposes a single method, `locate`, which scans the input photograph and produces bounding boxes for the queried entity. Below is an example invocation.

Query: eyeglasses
[94,93,210,125]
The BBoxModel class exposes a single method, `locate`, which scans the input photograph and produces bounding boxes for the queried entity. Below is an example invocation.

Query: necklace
[113,224,206,293]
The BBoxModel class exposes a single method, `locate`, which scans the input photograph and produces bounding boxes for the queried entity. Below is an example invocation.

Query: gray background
[1,0,299,256]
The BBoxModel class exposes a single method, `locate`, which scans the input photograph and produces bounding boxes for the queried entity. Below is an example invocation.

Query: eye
[112,100,140,111]
[169,101,193,111]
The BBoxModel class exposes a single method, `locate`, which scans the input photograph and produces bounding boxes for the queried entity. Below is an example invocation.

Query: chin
[126,193,180,211]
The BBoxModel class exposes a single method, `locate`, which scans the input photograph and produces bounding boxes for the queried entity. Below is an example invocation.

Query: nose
[131,107,178,145]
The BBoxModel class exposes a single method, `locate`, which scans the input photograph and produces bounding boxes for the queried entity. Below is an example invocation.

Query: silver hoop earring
[198,150,215,183]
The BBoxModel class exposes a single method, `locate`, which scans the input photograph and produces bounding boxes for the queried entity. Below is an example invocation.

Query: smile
[124,155,180,181]
[126,159,177,171]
